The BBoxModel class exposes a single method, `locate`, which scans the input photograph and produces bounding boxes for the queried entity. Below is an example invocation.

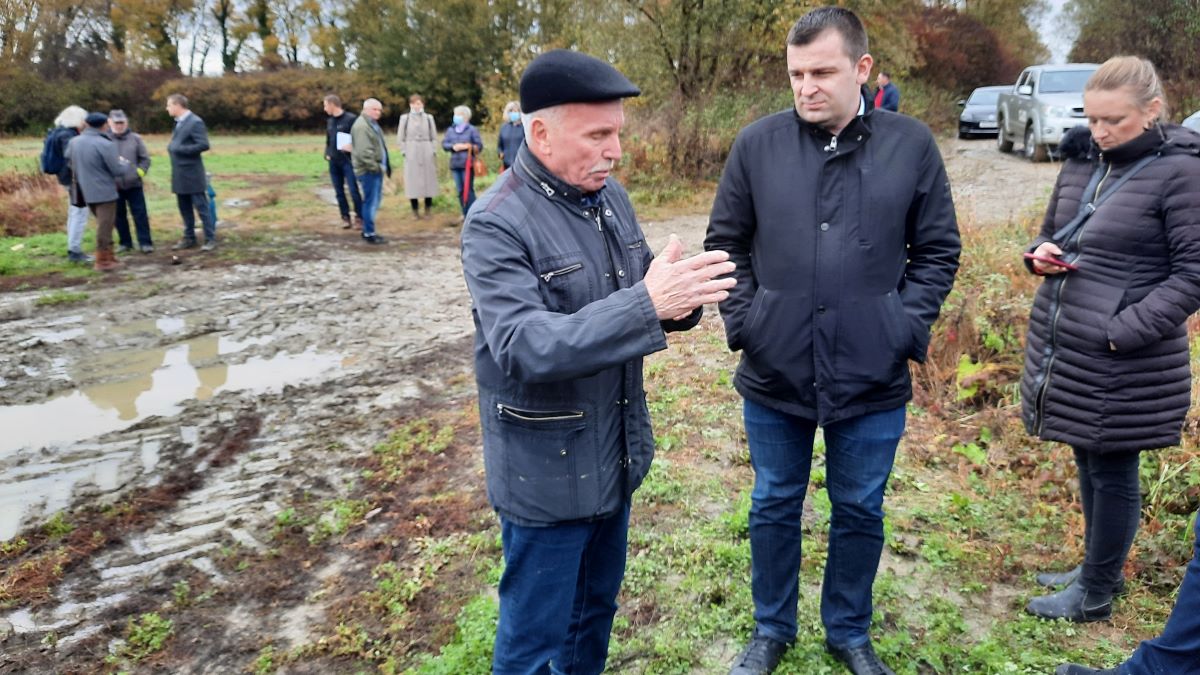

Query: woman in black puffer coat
[1019,56,1200,623]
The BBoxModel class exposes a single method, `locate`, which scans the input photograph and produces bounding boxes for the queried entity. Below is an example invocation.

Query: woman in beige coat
[396,94,440,219]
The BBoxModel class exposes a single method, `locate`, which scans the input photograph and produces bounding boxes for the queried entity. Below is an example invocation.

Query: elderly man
[350,98,390,244]
[165,94,216,252]
[705,7,959,675]
[65,112,137,271]
[461,50,736,674]
[106,109,153,253]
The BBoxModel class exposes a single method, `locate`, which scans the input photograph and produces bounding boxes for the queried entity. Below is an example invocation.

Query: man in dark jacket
[65,112,138,272]
[705,8,959,675]
[165,93,217,252]
[106,110,153,253]
[873,71,900,112]
[322,94,363,230]
[461,50,735,675]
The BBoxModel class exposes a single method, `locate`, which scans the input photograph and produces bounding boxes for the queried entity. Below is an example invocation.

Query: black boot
[729,631,788,675]
[1026,580,1112,622]
[1036,564,1126,595]
[826,640,895,675]
[1055,664,1119,675]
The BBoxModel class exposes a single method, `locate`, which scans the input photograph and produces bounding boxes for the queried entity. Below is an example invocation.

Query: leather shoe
[729,632,788,674]
[116,244,133,253]
[1026,580,1112,622]
[363,234,386,245]
[1055,665,1118,675]
[66,250,94,263]
[201,240,217,252]
[140,244,154,254]
[1036,565,1126,595]
[172,239,198,250]
[826,640,895,675]
[340,215,352,229]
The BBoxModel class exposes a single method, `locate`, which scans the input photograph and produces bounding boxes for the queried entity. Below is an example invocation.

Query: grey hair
[363,97,382,110]
[787,6,868,62]
[166,93,189,109]
[54,105,87,129]
[454,105,472,121]
[503,100,521,114]
[521,104,566,144]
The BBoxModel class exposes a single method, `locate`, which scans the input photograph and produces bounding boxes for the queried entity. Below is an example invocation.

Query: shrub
[0,169,65,237]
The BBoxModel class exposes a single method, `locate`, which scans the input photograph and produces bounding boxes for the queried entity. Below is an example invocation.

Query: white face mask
[411,106,423,115]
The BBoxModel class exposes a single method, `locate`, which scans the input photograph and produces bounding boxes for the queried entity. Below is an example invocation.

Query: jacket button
[818,305,826,313]
[560,449,567,456]
[605,209,613,217]
[819,222,830,231]
[617,269,625,277]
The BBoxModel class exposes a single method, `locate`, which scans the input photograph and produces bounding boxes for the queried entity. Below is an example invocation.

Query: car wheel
[1023,126,1050,162]
[997,121,1013,152]
[958,129,969,139]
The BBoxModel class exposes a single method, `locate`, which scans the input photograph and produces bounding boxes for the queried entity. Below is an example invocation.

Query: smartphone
[1023,252,1079,271]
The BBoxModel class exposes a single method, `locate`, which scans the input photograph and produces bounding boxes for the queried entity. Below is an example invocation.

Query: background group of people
[459,6,1200,675]
[322,94,529,240]
[43,95,217,270]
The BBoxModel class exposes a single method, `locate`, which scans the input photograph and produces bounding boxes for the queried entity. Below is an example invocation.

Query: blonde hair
[1086,56,1170,122]
[503,100,520,114]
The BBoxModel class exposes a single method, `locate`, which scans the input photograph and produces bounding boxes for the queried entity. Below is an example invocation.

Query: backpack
[40,127,68,175]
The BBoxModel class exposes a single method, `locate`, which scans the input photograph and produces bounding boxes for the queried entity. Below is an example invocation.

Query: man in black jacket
[705,8,960,675]
[462,50,735,675]
[323,94,364,230]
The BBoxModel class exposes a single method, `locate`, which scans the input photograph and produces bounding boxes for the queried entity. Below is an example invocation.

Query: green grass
[34,289,88,306]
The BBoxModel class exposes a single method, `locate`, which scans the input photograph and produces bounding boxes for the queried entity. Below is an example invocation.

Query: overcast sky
[1038,0,1076,63]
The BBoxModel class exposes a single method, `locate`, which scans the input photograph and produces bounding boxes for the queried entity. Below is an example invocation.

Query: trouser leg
[66,201,88,252]
[89,201,117,251]
[1078,449,1141,593]
[114,190,133,248]
[177,193,197,242]
[1121,513,1200,674]
[127,187,151,246]
[329,160,351,219]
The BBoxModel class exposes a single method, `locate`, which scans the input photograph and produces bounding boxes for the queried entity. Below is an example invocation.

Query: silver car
[1184,110,1200,132]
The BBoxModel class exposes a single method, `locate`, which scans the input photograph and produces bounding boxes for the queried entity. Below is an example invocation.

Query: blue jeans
[451,168,476,215]
[743,399,905,649]
[493,503,630,675]
[356,172,382,237]
[115,186,151,247]
[177,191,215,243]
[329,157,362,220]
[1121,513,1200,674]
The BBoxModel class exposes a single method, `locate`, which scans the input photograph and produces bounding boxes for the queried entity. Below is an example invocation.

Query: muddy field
[0,138,1065,673]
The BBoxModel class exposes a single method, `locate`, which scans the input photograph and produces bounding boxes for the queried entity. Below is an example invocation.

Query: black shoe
[66,250,94,263]
[1027,580,1112,622]
[140,244,154,254]
[340,215,352,229]
[172,239,198,250]
[201,240,217,252]
[116,244,134,253]
[826,640,895,675]
[1055,664,1119,675]
[729,632,788,675]
[363,235,386,245]
[1036,565,1127,595]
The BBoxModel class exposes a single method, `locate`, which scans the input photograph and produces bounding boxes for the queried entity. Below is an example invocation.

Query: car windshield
[968,90,1001,105]
[1040,70,1095,94]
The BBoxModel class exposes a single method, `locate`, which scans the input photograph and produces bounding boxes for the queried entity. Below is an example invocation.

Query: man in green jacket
[350,98,390,244]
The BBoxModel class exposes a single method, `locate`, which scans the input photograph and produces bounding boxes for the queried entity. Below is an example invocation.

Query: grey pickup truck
[996,63,1098,161]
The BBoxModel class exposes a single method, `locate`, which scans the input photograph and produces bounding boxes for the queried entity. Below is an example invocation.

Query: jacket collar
[1100,125,1165,165]
[515,145,607,208]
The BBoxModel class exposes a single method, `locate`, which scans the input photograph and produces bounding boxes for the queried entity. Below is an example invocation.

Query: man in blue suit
[166,94,217,252]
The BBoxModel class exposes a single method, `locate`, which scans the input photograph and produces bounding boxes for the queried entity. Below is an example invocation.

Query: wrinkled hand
[1032,241,1068,275]
[644,235,736,320]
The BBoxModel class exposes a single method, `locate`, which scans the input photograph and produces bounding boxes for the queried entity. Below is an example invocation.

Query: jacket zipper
[1034,161,1111,434]
[540,263,583,282]
[496,403,585,422]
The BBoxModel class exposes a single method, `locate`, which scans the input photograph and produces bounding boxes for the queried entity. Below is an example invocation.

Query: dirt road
[0,137,1062,671]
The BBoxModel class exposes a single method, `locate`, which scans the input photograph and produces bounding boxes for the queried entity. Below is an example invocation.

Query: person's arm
[102,140,137,181]
[396,114,407,151]
[136,135,151,174]
[1107,161,1200,352]
[442,129,455,152]
[173,119,210,156]
[463,214,670,384]
[898,133,961,362]
[350,121,378,170]
[704,133,759,351]
[640,241,702,332]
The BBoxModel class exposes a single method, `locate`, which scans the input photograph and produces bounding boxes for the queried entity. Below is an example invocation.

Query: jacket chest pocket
[536,254,592,314]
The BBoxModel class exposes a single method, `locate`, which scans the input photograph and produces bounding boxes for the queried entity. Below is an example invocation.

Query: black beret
[85,112,108,128]
[520,50,640,113]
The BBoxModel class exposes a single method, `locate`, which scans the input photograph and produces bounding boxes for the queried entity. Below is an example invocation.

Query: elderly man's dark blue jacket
[461,145,699,526]
[705,107,960,425]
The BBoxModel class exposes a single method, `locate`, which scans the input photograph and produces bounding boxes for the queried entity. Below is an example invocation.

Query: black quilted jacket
[1021,124,1200,452]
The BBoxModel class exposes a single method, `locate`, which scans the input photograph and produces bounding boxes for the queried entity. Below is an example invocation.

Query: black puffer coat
[1021,124,1200,452]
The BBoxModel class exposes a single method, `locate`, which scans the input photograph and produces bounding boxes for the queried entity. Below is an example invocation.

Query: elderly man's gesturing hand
[644,235,736,320]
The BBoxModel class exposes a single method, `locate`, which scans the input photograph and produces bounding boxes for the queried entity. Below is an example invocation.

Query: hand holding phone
[1023,251,1078,272]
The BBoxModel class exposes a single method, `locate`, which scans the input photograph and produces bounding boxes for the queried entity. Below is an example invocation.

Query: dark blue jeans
[329,157,363,220]
[451,168,476,215]
[356,172,382,237]
[1074,448,1141,593]
[493,503,630,675]
[743,398,905,649]
[115,186,151,247]
[176,191,215,243]
[1121,513,1200,674]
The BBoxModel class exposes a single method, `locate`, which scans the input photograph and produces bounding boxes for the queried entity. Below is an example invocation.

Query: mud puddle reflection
[1,332,344,459]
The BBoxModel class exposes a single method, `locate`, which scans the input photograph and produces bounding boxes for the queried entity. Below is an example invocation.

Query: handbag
[473,154,488,177]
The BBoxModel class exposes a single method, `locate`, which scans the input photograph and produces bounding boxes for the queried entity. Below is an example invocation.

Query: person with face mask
[396,94,439,220]
[442,105,483,218]
[497,101,525,171]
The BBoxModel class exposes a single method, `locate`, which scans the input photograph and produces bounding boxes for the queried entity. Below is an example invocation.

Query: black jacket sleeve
[704,133,757,351]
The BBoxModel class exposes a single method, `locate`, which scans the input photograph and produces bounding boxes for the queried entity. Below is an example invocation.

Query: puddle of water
[0,346,343,459]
